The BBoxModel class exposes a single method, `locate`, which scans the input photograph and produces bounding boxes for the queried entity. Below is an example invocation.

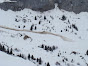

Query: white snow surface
[0,0,17,3]
[0,5,88,66]
[0,51,36,66]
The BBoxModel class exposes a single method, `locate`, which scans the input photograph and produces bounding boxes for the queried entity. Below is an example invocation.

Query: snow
[0,51,36,66]
[0,5,88,66]
[0,0,17,3]
[0,0,6,3]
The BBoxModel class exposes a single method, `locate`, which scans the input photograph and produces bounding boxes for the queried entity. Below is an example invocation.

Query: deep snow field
[0,4,88,66]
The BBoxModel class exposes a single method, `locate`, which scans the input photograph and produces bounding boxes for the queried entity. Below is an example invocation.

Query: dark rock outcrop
[57,0,88,13]
[0,0,55,12]
[0,0,88,13]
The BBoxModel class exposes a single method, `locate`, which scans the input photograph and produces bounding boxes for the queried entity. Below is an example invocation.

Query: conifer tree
[41,44,44,48]
[52,46,55,50]
[9,48,13,54]
[50,47,53,52]
[86,50,88,55]
[28,54,30,60]
[31,55,34,60]
[44,16,46,20]
[39,58,42,65]
[21,54,24,59]
[2,45,6,52]
[0,44,2,51]
[45,46,48,50]
[47,46,50,50]
[47,62,50,66]
[35,16,37,20]
[19,53,22,57]
[37,58,39,62]
[7,48,9,54]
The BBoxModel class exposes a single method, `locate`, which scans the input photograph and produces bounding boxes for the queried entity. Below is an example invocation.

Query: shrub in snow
[70,51,78,55]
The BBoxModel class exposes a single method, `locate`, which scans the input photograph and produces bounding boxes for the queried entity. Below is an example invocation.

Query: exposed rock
[23,35,30,40]
[57,0,88,13]
[0,0,88,13]
[0,0,55,12]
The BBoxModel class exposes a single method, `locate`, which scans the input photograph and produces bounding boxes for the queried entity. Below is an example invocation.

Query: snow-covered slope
[0,5,88,66]
[0,51,36,66]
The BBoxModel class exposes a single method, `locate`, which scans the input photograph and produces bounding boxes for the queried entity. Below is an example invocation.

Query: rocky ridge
[0,0,88,13]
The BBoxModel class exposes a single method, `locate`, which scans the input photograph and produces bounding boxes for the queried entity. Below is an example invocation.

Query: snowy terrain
[0,0,17,3]
[0,51,36,66]
[0,5,88,66]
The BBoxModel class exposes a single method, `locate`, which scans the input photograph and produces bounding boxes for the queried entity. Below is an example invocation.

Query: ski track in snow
[0,5,88,66]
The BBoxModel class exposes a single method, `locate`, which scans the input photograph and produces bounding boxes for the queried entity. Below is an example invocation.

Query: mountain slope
[0,5,88,66]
